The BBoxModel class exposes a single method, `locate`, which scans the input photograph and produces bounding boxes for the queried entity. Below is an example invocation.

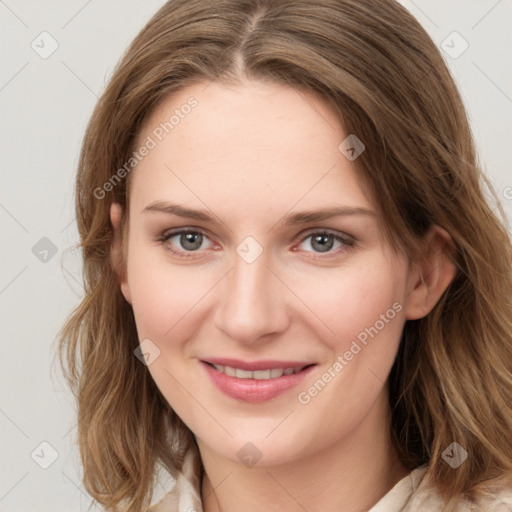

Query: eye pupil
[181,232,202,250]
[312,234,334,253]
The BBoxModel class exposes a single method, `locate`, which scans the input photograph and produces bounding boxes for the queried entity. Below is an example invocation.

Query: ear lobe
[110,202,132,305]
[404,226,457,320]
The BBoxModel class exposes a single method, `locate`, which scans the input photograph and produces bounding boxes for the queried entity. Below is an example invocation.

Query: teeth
[211,363,304,380]
[224,365,236,377]
[235,368,253,379]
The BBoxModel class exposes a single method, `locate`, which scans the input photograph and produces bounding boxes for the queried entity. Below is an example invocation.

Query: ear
[110,202,132,305]
[404,225,457,320]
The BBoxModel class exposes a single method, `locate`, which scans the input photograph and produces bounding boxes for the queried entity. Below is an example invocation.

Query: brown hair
[56,0,512,510]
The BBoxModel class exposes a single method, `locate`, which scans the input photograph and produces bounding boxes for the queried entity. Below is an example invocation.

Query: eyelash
[158,228,356,260]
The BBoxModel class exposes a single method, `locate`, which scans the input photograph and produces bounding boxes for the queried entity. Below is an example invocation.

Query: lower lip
[201,361,316,403]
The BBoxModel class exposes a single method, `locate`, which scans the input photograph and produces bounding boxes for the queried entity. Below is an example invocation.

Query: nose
[213,245,291,345]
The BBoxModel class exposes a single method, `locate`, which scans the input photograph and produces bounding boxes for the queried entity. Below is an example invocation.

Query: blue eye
[159,228,355,260]
[161,229,213,254]
[297,231,354,255]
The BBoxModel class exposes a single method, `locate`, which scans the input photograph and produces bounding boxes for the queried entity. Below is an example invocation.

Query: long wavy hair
[56,0,512,510]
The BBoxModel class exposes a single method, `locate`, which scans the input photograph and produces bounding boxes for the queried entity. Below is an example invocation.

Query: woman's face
[117,79,418,466]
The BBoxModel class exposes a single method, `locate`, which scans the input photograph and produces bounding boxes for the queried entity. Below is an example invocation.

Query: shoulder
[148,487,179,512]
[151,454,512,512]
[470,488,512,511]
[371,465,512,511]
[380,466,512,512]
[148,448,202,512]
[148,474,202,512]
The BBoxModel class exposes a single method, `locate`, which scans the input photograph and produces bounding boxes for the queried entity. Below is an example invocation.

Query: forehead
[129,80,372,220]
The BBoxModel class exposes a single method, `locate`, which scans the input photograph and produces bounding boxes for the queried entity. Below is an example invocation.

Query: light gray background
[1,1,511,511]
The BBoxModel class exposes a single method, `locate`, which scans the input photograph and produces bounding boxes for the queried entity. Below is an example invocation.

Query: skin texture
[110,79,456,512]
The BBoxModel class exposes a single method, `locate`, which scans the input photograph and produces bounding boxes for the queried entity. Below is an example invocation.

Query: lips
[209,363,307,379]
[200,358,316,403]
[203,357,314,372]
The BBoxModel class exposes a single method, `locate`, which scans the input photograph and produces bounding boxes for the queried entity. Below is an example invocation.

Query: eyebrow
[142,201,375,227]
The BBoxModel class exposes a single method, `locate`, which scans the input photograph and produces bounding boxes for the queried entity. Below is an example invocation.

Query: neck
[199,390,408,512]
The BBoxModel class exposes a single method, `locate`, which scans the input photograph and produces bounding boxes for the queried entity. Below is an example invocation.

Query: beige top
[149,448,512,512]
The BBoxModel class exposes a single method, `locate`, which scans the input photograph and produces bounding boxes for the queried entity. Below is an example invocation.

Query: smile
[201,359,316,403]
[209,363,308,379]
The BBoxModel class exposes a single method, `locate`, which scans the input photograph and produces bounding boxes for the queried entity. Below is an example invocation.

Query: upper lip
[202,357,316,371]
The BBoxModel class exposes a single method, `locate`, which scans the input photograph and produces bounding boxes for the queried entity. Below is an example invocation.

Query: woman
[58,1,512,510]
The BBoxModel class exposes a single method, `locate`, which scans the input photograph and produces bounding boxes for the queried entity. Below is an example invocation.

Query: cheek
[127,240,229,352]
[289,261,406,355]
[126,247,215,341]
[126,250,215,415]
[288,262,407,441]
